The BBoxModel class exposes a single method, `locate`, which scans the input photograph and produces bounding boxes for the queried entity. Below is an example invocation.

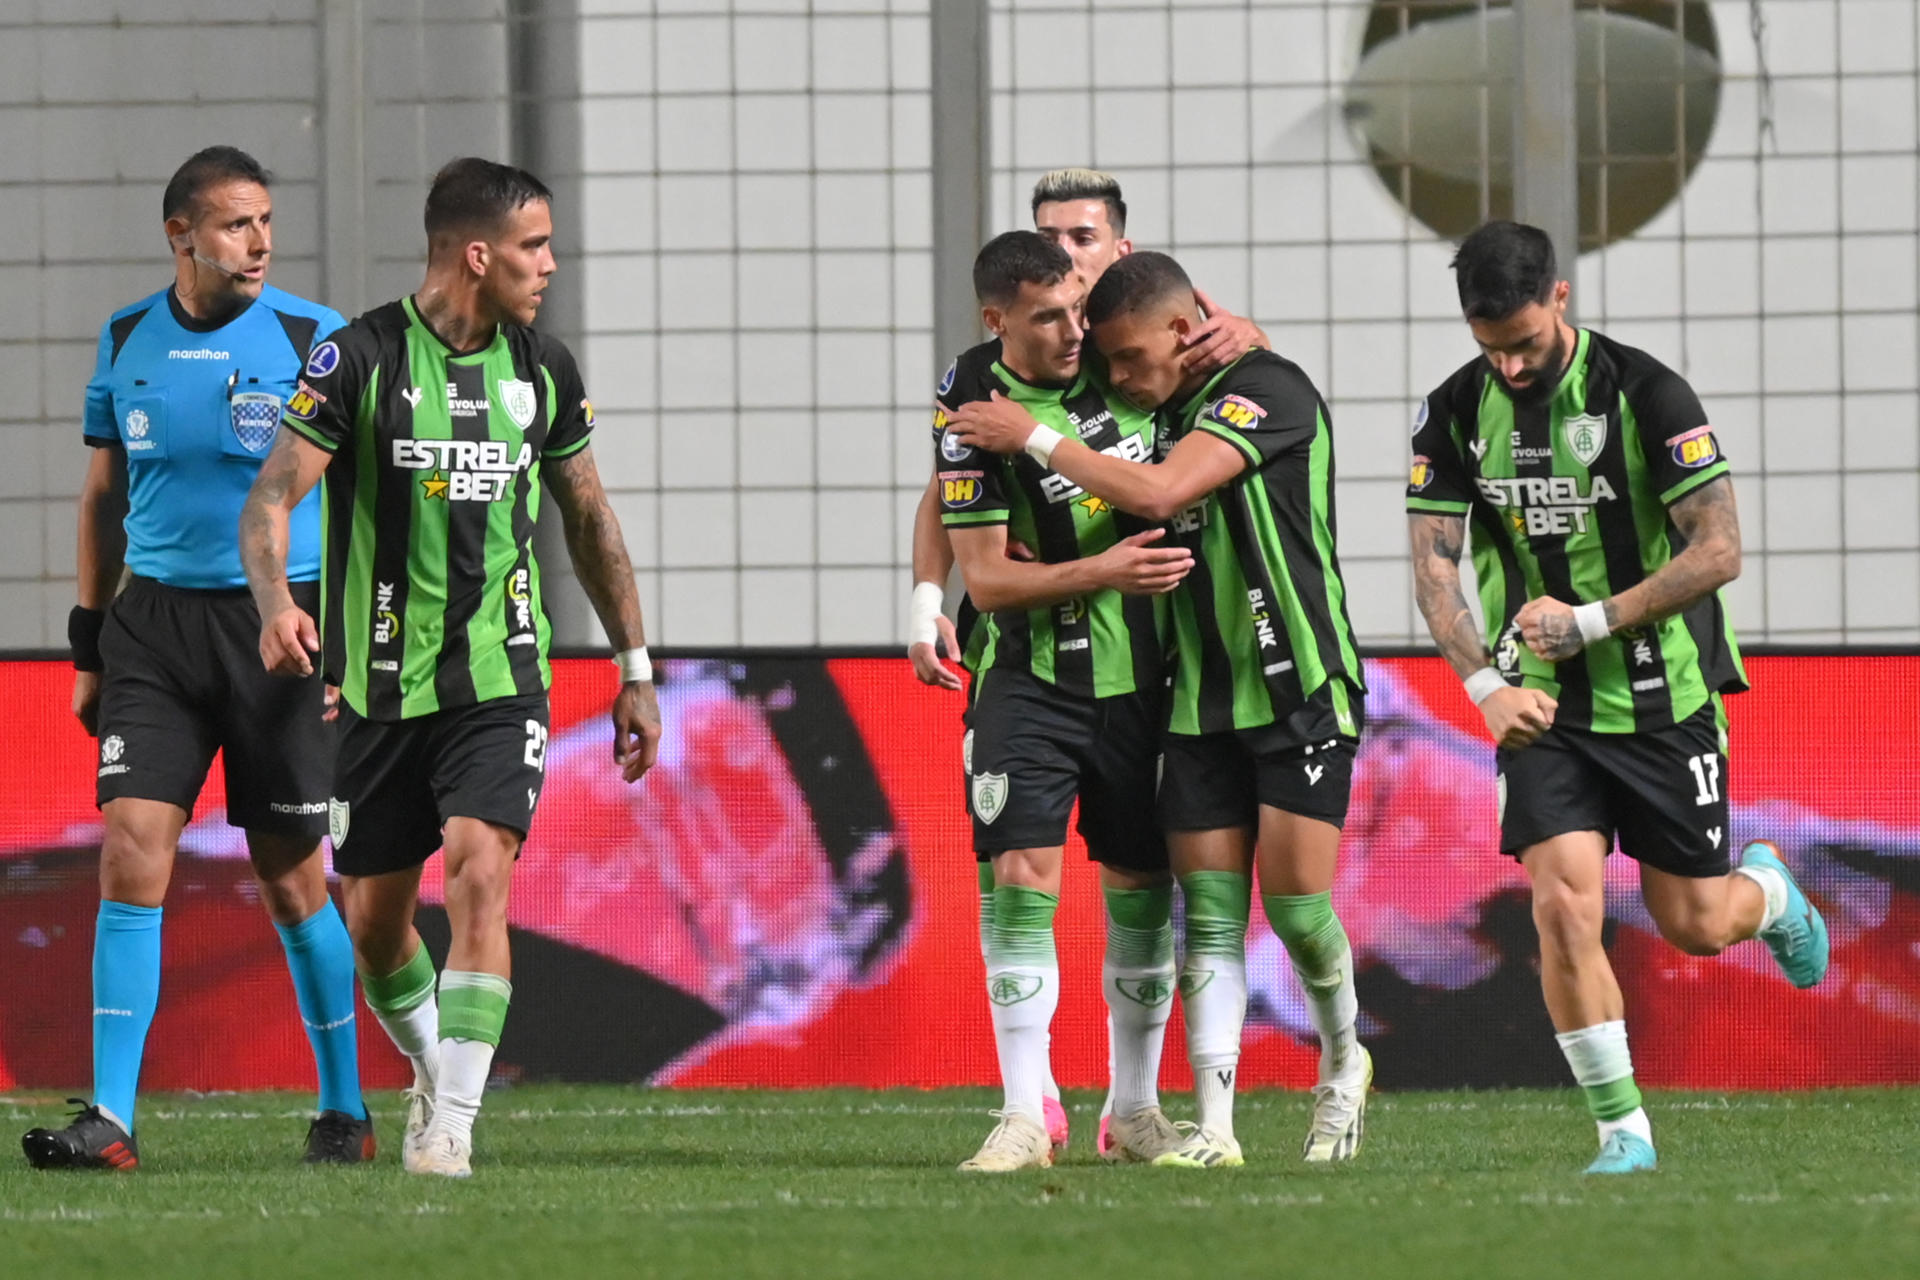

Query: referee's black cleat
[303,1106,377,1165]
[22,1099,139,1171]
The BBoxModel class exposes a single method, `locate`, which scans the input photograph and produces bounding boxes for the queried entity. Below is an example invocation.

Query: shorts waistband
[128,575,317,600]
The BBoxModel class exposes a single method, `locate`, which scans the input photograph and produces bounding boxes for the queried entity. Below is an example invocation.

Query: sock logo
[988,972,1043,1005]
[1114,976,1174,1007]
[1216,1068,1235,1090]
[1707,826,1723,849]
[1178,970,1215,997]
[972,771,1009,825]
[1304,763,1325,786]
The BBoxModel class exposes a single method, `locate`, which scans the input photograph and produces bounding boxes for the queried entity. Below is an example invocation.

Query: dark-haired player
[950,250,1372,1169]
[1406,220,1826,1174]
[241,157,662,1177]
[22,147,369,1171]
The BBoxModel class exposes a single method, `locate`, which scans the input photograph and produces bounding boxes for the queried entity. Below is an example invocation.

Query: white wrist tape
[613,646,652,684]
[908,581,945,648]
[1024,424,1064,466]
[1572,601,1612,647]
[1463,667,1507,705]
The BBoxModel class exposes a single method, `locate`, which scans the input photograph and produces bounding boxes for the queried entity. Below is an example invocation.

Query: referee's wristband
[1024,424,1064,466]
[69,606,106,673]
[613,646,652,684]
[1462,667,1508,705]
[1572,600,1612,648]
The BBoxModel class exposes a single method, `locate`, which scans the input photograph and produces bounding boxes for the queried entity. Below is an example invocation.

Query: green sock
[359,941,435,1015]
[1583,1076,1644,1123]
[976,862,995,961]
[1103,885,1174,968]
[1262,890,1359,1078]
[438,970,512,1046]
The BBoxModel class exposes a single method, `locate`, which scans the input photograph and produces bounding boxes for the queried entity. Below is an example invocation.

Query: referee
[22,148,371,1171]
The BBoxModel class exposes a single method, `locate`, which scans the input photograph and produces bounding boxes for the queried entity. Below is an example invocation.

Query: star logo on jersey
[971,771,1009,825]
[498,379,536,429]
[421,471,451,500]
[1076,493,1111,516]
[229,391,282,453]
[1563,413,1608,467]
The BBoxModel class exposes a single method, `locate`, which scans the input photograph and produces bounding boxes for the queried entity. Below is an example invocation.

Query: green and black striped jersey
[1160,350,1363,737]
[1406,327,1747,734]
[282,296,594,721]
[934,340,1166,700]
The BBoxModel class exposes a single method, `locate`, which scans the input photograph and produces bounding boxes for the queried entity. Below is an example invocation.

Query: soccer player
[907,170,1266,1159]
[239,158,662,1178]
[940,231,1195,1171]
[21,147,370,1171]
[1405,220,1828,1174]
[949,250,1374,1169]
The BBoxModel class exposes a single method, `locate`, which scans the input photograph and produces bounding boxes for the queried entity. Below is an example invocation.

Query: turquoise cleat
[1742,840,1830,989]
[1584,1130,1657,1175]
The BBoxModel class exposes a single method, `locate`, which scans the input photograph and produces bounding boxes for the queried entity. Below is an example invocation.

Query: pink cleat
[1043,1095,1070,1156]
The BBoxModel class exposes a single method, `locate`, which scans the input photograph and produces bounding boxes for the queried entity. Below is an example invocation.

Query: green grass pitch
[4,1087,1917,1279]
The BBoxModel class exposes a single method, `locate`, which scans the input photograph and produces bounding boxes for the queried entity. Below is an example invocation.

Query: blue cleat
[1742,840,1829,989]
[1584,1131,1657,1175]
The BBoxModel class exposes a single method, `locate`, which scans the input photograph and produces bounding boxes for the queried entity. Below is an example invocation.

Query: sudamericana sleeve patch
[1666,424,1720,468]
[1204,393,1267,432]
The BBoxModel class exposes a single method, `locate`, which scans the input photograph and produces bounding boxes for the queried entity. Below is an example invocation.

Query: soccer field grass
[4,1087,1916,1280]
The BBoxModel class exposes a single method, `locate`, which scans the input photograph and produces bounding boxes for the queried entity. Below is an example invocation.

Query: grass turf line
[3,1087,1917,1280]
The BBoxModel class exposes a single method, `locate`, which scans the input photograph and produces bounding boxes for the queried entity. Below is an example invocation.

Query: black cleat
[22,1099,139,1171]
[303,1106,377,1165]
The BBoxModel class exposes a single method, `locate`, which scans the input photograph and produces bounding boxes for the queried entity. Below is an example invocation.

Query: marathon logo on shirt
[1476,473,1619,536]
[1667,425,1720,469]
[396,438,533,502]
[1037,432,1150,504]
[170,348,231,361]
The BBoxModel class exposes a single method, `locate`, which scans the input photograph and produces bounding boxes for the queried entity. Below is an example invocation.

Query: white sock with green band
[433,970,512,1147]
[986,885,1059,1125]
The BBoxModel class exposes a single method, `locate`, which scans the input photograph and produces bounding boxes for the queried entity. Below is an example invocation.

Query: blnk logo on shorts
[98,734,130,777]
[305,341,340,379]
[972,771,1008,824]
[1667,424,1719,469]
[397,437,532,502]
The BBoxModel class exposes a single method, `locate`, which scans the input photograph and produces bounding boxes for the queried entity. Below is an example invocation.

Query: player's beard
[1496,328,1571,408]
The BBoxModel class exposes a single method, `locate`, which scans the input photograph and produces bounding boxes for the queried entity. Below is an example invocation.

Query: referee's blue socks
[275,899,367,1120]
[92,900,162,1134]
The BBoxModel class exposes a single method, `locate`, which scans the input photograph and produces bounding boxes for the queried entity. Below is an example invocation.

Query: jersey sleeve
[1405,389,1477,515]
[934,354,1010,527]
[540,335,594,460]
[82,320,118,447]
[282,325,373,454]
[1627,368,1729,506]
[1190,362,1320,471]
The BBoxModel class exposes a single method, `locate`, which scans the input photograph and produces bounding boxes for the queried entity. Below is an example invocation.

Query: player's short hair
[424,157,553,241]
[1085,250,1193,328]
[1030,167,1127,236]
[162,146,273,222]
[1450,220,1558,322]
[972,230,1074,308]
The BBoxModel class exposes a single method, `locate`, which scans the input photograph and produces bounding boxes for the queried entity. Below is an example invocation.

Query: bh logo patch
[1667,425,1719,469]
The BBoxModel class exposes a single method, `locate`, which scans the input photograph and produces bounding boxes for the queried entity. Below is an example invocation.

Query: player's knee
[98,815,173,904]
[1530,879,1603,954]
[443,850,514,920]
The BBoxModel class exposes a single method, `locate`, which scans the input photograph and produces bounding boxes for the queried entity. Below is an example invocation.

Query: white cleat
[1303,1045,1373,1163]
[405,1127,471,1178]
[401,1085,436,1169]
[957,1111,1055,1173]
[1152,1125,1244,1169]
[1099,1106,1187,1163]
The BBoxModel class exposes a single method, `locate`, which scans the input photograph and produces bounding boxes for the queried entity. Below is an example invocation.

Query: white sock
[983,872,1060,1106]
[431,1038,495,1146]
[373,995,441,1091]
[1294,941,1360,1083]
[1556,1020,1647,1148]
[1734,863,1789,932]
[1599,1106,1654,1146]
[1181,952,1247,1139]
[988,960,1058,1124]
[1104,953,1174,1118]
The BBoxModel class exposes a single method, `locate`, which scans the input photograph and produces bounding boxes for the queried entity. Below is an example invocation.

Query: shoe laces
[979,1109,1046,1156]
[1309,1080,1363,1136]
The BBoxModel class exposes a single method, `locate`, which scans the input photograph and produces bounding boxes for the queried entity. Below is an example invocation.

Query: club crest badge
[229,391,282,453]
[1563,412,1608,467]
[498,379,537,429]
[971,771,1008,824]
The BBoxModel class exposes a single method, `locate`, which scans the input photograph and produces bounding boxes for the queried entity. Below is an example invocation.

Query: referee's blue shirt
[83,284,344,590]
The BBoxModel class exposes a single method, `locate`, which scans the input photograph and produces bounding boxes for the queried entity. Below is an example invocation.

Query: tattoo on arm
[1410,513,1491,678]
[548,447,648,651]
[239,430,306,613]
[1606,476,1741,631]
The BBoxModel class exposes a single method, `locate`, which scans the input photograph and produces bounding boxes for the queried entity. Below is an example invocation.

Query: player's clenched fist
[259,604,319,677]
[1480,684,1557,750]
[1094,528,1193,596]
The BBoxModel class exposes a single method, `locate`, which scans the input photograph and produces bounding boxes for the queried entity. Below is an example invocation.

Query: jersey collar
[1173,351,1251,422]
[166,285,256,334]
[990,357,1085,399]
[404,293,501,359]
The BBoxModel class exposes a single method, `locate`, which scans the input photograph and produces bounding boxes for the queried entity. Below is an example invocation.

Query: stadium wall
[1,1,1914,651]
[2,653,1915,1093]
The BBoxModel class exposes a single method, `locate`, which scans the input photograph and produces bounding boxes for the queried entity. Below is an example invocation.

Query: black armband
[69,606,106,672]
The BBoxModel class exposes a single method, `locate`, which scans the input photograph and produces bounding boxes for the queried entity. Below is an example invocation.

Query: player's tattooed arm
[1603,474,1742,631]
[547,445,662,782]
[1410,514,1492,678]
[240,427,331,676]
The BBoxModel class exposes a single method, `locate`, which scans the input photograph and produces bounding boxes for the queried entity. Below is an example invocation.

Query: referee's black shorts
[95,576,333,838]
